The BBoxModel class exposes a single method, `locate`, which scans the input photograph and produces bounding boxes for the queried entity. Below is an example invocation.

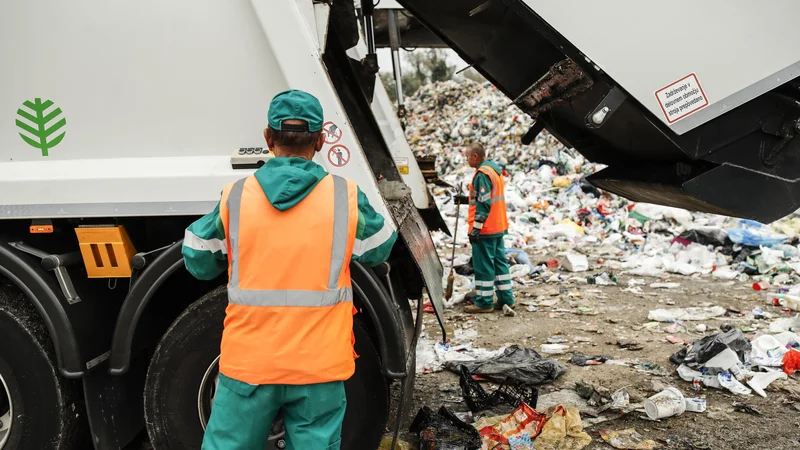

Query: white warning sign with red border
[328,144,350,167]
[654,73,709,124]
[322,121,342,145]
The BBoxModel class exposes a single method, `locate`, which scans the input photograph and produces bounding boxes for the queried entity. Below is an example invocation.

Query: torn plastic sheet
[648,306,726,322]
[669,329,751,369]
[416,335,503,374]
[445,345,567,385]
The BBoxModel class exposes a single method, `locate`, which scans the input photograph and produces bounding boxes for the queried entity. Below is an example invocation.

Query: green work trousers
[472,236,514,309]
[202,374,346,450]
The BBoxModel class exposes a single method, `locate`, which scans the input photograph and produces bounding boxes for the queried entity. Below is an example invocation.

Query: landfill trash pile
[403,81,800,302]
[404,79,552,176]
[402,80,800,448]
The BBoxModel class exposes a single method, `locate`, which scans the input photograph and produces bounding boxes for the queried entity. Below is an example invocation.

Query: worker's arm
[471,171,493,230]
[352,187,398,267]
[182,202,228,280]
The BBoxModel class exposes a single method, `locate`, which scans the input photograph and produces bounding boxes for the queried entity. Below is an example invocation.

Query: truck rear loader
[2,1,800,449]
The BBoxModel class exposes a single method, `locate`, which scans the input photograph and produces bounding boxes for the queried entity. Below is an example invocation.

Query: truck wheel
[144,287,388,450]
[0,286,83,450]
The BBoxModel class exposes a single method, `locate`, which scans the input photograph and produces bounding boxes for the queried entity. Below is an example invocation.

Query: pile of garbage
[409,356,590,450]
[404,79,559,175]
[670,326,800,398]
[402,81,800,302]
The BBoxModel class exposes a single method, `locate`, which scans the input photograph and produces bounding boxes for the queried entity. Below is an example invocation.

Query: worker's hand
[468,228,480,244]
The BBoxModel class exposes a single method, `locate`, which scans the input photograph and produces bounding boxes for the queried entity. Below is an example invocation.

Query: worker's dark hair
[268,126,321,149]
[469,143,486,159]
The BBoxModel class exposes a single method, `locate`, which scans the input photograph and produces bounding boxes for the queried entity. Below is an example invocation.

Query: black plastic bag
[445,345,567,385]
[410,406,482,450]
[579,178,601,197]
[454,258,474,276]
[670,329,751,368]
[733,247,760,265]
[677,227,731,247]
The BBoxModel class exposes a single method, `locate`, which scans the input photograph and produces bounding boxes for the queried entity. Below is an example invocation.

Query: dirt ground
[399,255,800,450]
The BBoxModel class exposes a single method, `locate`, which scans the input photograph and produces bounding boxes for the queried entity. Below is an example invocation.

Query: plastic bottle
[772,294,800,311]
[752,282,770,291]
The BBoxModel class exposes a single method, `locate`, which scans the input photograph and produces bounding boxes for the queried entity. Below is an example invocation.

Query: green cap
[267,90,324,132]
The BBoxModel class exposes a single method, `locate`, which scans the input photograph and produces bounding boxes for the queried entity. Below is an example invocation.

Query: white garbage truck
[3,1,800,449]
[0,1,449,449]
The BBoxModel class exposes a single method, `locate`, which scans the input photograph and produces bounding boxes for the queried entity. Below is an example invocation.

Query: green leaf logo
[16,98,66,157]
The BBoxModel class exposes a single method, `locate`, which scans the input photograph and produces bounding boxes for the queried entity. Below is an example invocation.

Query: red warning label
[654,73,709,124]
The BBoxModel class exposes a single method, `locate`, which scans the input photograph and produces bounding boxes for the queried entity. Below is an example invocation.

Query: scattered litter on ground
[416,335,503,374]
[477,403,548,449]
[541,343,570,355]
[684,397,707,413]
[783,349,800,375]
[378,436,412,450]
[650,282,681,289]
[599,428,659,450]
[410,405,482,450]
[645,387,685,419]
[615,340,644,351]
[731,401,764,416]
[533,405,592,450]
[570,353,610,366]
[564,253,589,272]
[648,306,726,322]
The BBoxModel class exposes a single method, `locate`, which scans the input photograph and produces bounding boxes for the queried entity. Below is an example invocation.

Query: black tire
[144,287,388,450]
[0,285,84,450]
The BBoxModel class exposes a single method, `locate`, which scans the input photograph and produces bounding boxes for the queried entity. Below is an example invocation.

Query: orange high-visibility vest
[468,165,509,235]
[218,174,359,385]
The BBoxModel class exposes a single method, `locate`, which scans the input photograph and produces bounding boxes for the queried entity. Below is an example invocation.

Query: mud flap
[393,201,447,341]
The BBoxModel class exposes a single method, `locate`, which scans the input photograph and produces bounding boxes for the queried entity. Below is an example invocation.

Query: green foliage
[381,49,456,102]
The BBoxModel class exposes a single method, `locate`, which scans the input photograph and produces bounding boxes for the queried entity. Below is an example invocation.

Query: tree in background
[381,49,456,102]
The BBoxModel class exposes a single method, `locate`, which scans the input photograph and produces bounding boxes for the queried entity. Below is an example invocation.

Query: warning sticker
[322,121,342,145]
[654,73,709,124]
[328,145,350,167]
[395,157,409,175]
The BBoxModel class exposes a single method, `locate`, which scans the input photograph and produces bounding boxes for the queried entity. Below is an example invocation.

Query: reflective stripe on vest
[468,165,509,235]
[225,175,353,307]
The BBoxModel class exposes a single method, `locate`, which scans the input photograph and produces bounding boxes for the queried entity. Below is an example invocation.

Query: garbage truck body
[3,0,800,449]
[383,0,800,223]
[0,1,446,449]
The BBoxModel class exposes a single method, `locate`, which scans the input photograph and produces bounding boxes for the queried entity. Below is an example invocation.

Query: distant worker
[464,143,515,313]
[182,90,397,450]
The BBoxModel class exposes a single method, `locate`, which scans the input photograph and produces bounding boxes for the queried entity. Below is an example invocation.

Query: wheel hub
[197,356,286,447]
[0,372,12,449]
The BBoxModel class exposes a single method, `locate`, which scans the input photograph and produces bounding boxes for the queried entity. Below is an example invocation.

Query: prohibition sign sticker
[322,121,342,145]
[328,145,350,167]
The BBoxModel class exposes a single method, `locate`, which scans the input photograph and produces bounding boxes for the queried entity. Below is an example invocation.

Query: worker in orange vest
[182,90,397,449]
[464,143,515,313]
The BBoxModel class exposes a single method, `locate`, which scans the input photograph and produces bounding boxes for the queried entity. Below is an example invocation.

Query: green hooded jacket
[182,157,398,280]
